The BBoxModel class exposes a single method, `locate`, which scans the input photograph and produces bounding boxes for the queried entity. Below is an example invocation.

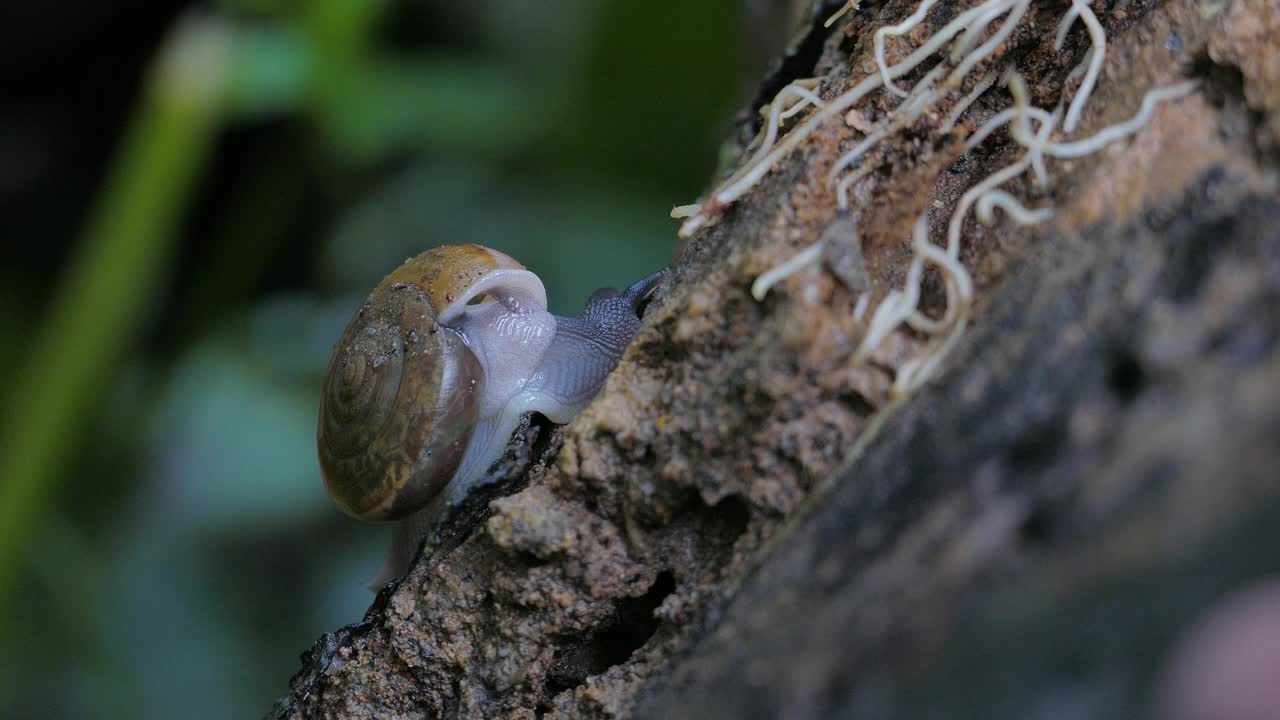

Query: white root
[750,240,825,301]
[1061,0,1107,133]
[950,3,1006,61]
[726,0,1199,400]
[947,157,1031,256]
[898,233,974,391]
[779,89,825,119]
[944,0,1028,90]
[940,71,997,135]
[703,72,882,217]
[825,1,861,28]
[765,79,824,124]
[1042,80,1199,157]
[853,291,871,321]
[830,0,1030,201]
[736,81,828,187]
[857,260,924,360]
[873,79,1195,389]
[1005,71,1061,186]
[828,64,948,182]
[874,0,942,97]
[1055,3,1083,51]
[1065,47,1093,87]
[836,164,877,211]
[962,106,1057,153]
[680,0,1037,238]
[976,189,1054,225]
[894,311,969,393]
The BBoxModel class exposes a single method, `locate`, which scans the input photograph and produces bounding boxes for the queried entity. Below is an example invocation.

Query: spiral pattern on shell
[317,246,523,520]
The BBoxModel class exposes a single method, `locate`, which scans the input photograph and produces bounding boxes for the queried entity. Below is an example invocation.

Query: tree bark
[271,0,1280,717]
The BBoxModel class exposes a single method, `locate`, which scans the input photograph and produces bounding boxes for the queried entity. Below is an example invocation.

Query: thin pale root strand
[976,189,1053,225]
[940,71,998,135]
[825,1,862,28]
[874,0,942,97]
[751,241,825,301]
[1061,0,1107,133]
[693,0,1034,235]
[1042,80,1199,158]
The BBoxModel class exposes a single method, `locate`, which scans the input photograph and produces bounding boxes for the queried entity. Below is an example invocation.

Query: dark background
[0,1,783,716]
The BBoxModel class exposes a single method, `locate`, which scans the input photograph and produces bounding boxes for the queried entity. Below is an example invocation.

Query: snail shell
[317,245,525,520]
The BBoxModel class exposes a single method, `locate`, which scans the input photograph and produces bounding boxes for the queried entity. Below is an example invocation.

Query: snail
[317,244,667,588]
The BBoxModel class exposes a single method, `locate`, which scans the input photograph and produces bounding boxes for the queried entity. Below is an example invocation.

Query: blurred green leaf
[0,15,234,603]
[320,161,499,291]
[311,57,542,161]
[543,0,743,192]
[227,27,308,117]
[247,295,355,377]
[302,0,388,60]
[146,302,349,534]
[102,532,268,719]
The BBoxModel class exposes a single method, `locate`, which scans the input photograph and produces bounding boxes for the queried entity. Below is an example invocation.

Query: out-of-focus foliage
[0,0,744,717]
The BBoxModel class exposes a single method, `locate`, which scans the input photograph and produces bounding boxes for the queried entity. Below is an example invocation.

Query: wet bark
[271,0,1280,717]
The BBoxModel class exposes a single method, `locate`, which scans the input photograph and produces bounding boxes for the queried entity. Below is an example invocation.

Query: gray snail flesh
[317,244,666,588]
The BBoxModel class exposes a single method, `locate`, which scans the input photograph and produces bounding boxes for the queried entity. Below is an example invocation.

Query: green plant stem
[0,17,233,600]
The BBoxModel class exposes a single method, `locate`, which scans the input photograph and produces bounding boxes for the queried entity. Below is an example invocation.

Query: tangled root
[683,0,1198,398]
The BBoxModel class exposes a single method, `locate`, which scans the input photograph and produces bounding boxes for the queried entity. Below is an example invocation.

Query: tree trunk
[271,0,1280,717]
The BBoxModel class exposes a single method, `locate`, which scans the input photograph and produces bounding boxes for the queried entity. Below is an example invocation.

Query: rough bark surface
[271,0,1279,717]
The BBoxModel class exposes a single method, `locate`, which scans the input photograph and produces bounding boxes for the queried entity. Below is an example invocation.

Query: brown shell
[317,245,521,520]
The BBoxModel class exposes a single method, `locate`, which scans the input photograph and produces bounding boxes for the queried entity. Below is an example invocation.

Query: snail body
[318,244,665,587]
